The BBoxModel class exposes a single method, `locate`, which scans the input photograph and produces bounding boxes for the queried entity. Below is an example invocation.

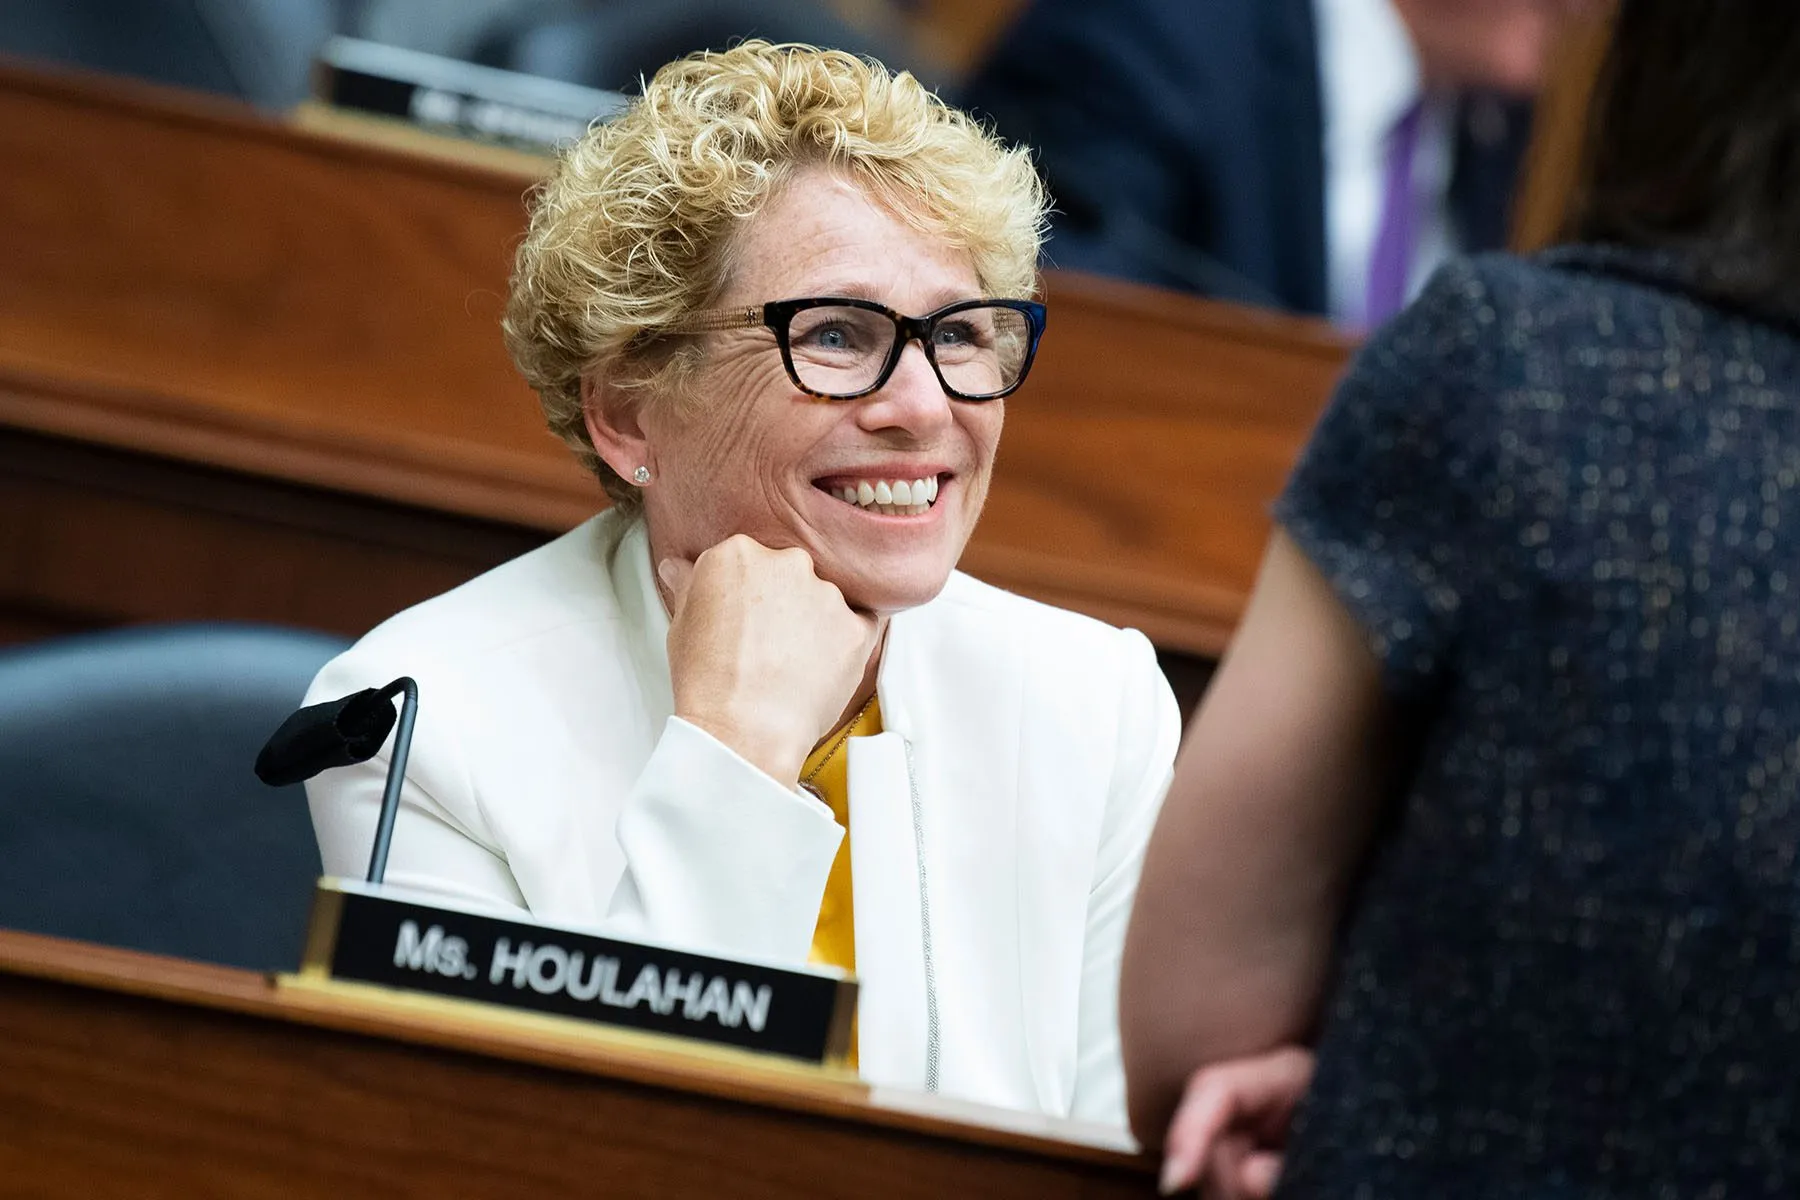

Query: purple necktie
[1365,101,1423,326]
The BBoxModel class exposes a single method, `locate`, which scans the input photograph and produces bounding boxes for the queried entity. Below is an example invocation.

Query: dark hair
[1565,0,1800,313]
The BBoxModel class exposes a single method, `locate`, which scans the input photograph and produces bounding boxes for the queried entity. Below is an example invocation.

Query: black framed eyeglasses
[667,296,1048,401]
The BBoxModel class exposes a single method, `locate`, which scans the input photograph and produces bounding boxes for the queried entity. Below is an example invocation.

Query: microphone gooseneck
[365,677,418,886]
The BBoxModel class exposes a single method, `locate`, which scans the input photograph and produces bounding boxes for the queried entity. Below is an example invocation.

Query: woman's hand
[1158,1045,1314,1197]
[660,535,881,786]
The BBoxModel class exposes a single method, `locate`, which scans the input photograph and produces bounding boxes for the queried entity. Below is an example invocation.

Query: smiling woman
[591,168,1012,621]
[301,40,1180,1125]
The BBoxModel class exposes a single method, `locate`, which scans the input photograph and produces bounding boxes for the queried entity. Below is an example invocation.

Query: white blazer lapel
[846,730,928,1090]
[856,595,1047,1113]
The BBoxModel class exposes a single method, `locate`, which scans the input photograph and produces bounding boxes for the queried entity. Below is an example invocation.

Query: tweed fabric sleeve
[1274,258,1496,700]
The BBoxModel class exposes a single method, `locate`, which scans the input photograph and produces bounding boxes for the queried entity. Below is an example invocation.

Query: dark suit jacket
[960,0,1531,316]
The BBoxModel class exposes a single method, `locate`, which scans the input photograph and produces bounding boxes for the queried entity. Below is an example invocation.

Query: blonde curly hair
[502,40,1049,512]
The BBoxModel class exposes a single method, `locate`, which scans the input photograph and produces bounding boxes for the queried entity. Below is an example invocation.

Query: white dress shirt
[1314,0,1457,326]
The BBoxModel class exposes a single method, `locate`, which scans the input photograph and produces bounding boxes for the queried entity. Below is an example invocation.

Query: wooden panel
[820,0,1027,76]
[901,0,1030,74]
[0,429,545,641]
[1510,8,1617,253]
[973,273,1349,653]
[0,428,1221,712]
[0,64,595,529]
[0,930,1155,1198]
[0,60,1351,657]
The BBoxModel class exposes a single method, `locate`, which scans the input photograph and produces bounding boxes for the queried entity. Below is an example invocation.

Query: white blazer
[305,511,1179,1126]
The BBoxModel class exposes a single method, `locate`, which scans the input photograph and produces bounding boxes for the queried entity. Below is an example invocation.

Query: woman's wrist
[674,706,808,786]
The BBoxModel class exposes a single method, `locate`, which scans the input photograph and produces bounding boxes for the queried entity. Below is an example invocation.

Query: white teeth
[831,476,943,513]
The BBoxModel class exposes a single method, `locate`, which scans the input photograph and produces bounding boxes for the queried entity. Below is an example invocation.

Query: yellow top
[799,695,880,1067]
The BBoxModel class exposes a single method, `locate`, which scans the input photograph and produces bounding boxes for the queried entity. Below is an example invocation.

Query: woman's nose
[858,341,953,436]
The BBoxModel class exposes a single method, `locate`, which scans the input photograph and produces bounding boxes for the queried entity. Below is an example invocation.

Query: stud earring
[633,466,651,485]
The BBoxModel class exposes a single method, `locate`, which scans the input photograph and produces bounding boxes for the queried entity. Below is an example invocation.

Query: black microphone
[255,677,419,885]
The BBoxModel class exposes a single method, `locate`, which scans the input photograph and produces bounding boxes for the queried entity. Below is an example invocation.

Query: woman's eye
[798,323,859,352]
[933,320,981,347]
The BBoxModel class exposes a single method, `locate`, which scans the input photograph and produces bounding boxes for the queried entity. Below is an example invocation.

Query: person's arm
[1120,529,1397,1147]
[605,534,881,961]
[1124,259,1496,1155]
[304,657,848,958]
[603,715,846,961]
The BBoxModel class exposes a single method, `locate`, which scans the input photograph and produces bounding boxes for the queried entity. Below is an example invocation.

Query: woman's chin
[831,561,957,616]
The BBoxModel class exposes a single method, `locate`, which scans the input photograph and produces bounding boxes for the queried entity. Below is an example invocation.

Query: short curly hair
[502,40,1049,513]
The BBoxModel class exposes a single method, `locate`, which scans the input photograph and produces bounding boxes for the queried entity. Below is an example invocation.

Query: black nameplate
[302,879,855,1065]
[312,37,625,154]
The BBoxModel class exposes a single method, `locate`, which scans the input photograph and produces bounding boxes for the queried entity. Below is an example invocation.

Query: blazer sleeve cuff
[607,716,844,962]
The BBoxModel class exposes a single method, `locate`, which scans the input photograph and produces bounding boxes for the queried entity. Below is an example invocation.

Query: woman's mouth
[818,475,941,516]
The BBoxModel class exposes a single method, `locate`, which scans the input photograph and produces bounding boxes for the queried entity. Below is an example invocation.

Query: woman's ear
[582,373,651,481]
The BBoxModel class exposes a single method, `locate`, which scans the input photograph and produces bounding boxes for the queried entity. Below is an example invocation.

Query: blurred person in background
[306,40,1181,1124]
[1120,0,1800,1194]
[962,0,1577,326]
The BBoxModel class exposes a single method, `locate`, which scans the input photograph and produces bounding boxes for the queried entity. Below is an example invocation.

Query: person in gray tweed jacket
[1123,2,1800,1195]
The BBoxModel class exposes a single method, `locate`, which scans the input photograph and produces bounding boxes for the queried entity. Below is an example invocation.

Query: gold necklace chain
[800,694,877,788]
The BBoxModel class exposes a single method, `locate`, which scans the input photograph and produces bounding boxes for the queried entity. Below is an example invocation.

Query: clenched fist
[659,535,883,786]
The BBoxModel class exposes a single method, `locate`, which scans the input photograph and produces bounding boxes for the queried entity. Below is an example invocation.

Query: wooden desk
[0,60,1351,657]
[0,929,1154,1197]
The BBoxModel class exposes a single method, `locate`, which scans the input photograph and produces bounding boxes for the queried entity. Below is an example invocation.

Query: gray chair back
[0,622,348,970]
